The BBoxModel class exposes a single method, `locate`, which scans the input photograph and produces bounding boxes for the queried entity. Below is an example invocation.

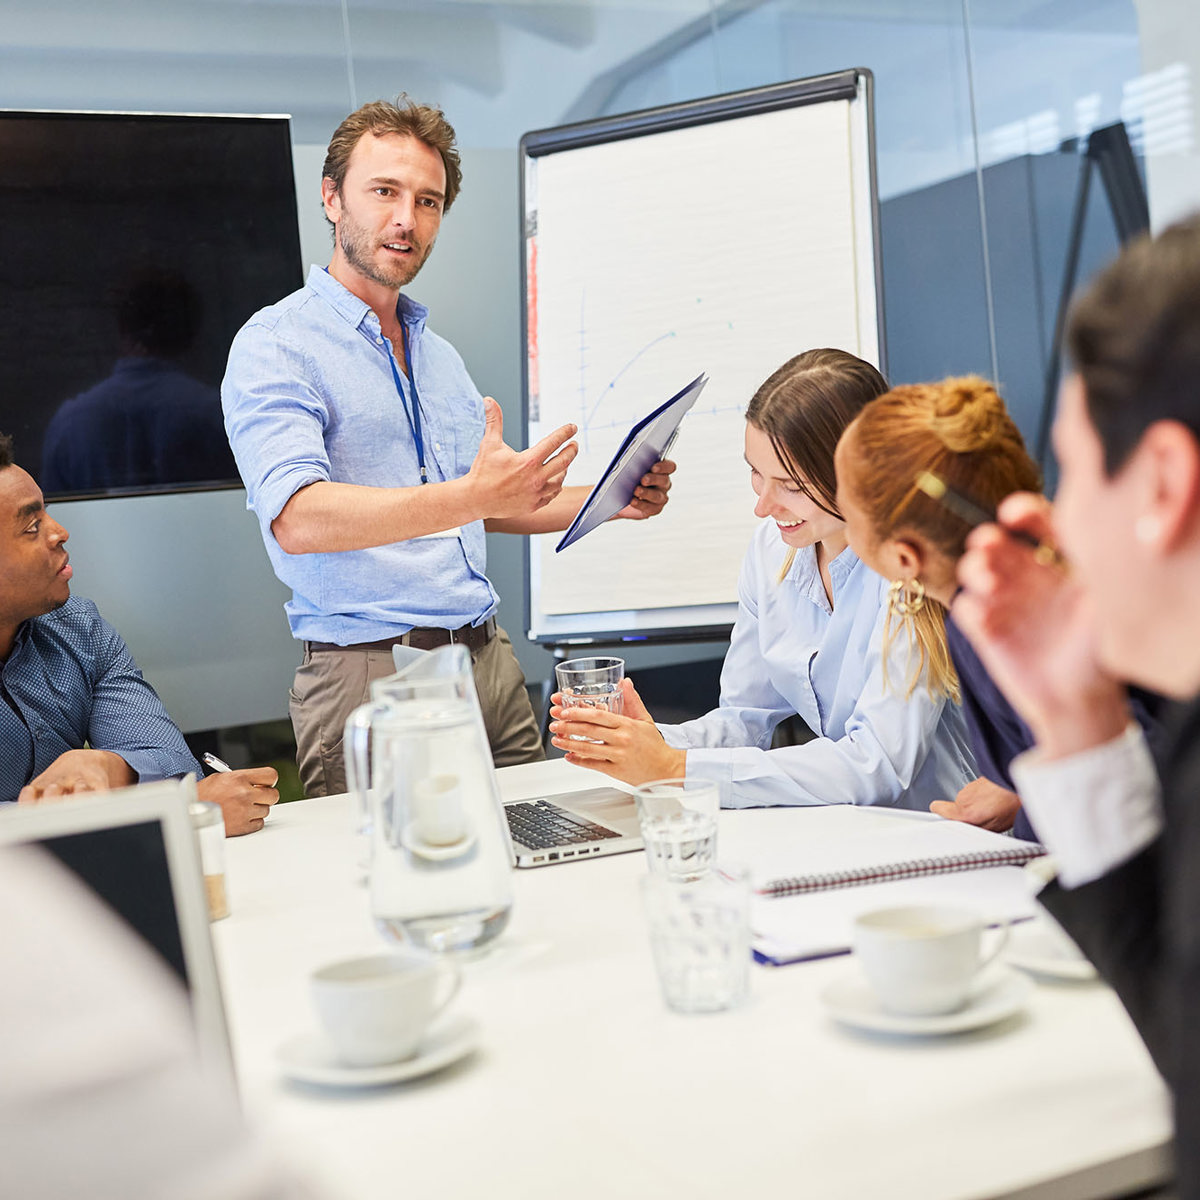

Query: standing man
[0,433,277,834]
[222,98,674,798]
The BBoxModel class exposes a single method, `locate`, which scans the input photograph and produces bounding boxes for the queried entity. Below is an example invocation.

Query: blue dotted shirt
[0,596,202,802]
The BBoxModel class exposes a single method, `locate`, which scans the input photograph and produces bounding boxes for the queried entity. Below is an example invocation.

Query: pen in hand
[202,752,233,774]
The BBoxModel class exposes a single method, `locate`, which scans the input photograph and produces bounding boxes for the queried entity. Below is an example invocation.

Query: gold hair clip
[914,471,1065,569]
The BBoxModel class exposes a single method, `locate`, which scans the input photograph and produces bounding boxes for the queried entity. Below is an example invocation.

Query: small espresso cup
[311,950,460,1067]
[852,905,1008,1017]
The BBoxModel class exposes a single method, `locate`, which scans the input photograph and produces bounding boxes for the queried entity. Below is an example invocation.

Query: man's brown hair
[0,432,12,470]
[322,96,463,214]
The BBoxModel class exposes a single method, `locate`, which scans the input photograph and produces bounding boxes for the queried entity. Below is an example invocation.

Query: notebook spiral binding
[757,845,1046,898]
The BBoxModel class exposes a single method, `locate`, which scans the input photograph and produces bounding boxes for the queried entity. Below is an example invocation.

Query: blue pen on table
[202,752,232,774]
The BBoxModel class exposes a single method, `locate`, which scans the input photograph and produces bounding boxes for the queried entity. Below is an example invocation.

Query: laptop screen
[40,819,189,988]
[0,780,234,1088]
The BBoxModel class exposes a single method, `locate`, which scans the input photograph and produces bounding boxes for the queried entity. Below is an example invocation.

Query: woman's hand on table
[549,678,687,784]
[930,777,1021,832]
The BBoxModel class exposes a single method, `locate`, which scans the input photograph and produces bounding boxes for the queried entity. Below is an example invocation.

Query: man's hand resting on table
[930,777,1022,832]
[198,767,280,837]
[19,750,279,837]
[18,749,135,803]
[549,679,687,785]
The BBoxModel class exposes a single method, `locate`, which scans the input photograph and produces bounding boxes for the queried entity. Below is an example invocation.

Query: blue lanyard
[387,321,429,484]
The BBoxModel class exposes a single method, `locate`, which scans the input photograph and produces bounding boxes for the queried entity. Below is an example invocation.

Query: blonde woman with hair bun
[548,349,976,811]
[834,375,1160,839]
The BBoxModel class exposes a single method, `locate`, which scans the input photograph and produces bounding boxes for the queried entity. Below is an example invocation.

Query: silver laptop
[502,785,643,868]
[382,642,643,869]
[0,777,234,1089]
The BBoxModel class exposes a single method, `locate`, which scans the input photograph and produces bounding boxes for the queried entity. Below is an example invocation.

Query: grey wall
[881,150,1128,471]
[55,488,298,734]
[54,142,720,737]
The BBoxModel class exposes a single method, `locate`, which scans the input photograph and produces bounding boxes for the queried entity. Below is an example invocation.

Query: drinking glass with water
[633,778,719,882]
[642,867,750,1014]
[554,657,625,741]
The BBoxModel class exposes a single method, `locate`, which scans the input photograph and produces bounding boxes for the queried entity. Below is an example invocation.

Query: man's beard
[338,210,432,289]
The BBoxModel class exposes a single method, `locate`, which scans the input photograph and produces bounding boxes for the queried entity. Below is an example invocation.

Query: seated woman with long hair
[833,375,1160,839]
[547,348,976,810]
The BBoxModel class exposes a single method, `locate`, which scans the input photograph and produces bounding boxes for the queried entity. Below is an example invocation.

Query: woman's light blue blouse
[659,520,977,809]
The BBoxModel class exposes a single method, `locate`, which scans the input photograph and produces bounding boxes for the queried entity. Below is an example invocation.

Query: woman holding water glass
[549,348,976,809]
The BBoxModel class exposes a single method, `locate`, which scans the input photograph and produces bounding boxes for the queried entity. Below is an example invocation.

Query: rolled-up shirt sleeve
[222,321,330,530]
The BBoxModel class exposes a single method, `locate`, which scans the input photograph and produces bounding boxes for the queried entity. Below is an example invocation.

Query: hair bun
[927,375,1006,453]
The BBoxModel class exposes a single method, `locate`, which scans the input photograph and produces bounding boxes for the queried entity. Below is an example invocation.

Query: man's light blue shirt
[221,266,498,645]
[660,519,977,809]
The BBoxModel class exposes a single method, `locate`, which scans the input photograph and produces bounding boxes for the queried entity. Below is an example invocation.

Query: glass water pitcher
[344,644,514,954]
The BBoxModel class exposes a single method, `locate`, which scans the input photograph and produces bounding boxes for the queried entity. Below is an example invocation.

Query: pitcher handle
[344,699,388,836]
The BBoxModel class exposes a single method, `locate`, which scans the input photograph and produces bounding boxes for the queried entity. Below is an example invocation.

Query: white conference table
[215,759,1173,1200]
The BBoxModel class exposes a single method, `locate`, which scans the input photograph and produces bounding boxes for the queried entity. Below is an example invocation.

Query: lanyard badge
[388,321,428,483]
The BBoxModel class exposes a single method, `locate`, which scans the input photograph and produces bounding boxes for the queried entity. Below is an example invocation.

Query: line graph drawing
[581,404,746,438]
[569,290,741,451]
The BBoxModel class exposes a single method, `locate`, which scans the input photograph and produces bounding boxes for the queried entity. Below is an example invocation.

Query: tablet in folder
[555,372,708,552]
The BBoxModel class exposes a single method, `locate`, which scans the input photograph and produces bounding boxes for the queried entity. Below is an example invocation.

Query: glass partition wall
[2,0,1194,713]
[6,0,1185,467]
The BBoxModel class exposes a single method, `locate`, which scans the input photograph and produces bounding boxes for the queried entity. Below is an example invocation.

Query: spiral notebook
[758,842,1044,898]
[717,806,1047,967]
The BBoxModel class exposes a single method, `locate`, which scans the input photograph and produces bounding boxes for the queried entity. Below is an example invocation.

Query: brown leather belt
[308,617,496,655]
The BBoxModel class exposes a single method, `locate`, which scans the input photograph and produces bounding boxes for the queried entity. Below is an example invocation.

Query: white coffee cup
[311,950,460,1067]
[852,905,1008,1017]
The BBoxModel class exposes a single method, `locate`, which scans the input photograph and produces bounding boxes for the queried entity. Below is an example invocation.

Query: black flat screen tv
[0,110,304,499]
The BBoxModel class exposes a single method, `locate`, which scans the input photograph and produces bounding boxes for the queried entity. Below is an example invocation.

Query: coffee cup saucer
[277,1012,479,1088]
[1004,920,1098,982]
[820,966,1031,1036]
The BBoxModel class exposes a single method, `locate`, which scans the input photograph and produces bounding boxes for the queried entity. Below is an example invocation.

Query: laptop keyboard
[504,799,623,850]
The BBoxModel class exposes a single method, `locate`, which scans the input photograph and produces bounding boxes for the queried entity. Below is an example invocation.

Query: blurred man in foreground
[954,214,1200,1196]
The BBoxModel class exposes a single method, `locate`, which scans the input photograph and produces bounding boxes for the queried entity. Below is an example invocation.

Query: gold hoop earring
[887,577,926,618]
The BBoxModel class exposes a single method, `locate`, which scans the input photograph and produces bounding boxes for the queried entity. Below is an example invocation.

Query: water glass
[555,657,625,741]
[642,869,750,1014]
[633,778,719,881]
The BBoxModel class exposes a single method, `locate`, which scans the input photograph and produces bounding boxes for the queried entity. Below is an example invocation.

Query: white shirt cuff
[1010,723,1162,889]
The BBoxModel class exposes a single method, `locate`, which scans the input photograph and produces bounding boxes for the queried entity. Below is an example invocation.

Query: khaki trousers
[289,625,545,798]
